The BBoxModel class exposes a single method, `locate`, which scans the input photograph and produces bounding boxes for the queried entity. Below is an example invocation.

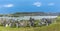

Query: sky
[0,0,60,14]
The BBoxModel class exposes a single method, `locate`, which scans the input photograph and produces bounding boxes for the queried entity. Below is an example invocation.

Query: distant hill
[9,12,58,17]
[11,12,48,16]
[0,12,59,17]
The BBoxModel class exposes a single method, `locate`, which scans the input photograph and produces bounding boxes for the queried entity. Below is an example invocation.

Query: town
[0,16,57,28]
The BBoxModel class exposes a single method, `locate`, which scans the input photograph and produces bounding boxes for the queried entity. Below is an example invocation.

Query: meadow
[0,16,60,31]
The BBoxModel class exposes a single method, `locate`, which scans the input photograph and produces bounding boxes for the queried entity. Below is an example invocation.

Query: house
[38,18,54,26]
[29,17,35,27]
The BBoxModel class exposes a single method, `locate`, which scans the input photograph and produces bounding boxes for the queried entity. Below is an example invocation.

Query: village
[0,16,57,28]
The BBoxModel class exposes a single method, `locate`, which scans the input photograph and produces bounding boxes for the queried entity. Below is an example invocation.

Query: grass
[0,17,60,31]
[0,23,59,31]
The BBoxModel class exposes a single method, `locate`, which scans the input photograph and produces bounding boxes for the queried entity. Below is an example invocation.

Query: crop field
[0,16,60,31]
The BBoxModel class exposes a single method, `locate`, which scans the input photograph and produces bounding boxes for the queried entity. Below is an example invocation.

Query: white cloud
[33,2,42,7]
[3,4,14,7]
[48,3,55,6]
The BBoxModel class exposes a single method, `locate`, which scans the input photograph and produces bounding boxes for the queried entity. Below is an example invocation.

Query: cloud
[48,3,55,6]
[33,2,42,7]
[0,4,14,9]
[3,4,14,7]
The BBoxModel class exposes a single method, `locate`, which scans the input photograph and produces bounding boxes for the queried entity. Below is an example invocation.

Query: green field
[0,17,60,31]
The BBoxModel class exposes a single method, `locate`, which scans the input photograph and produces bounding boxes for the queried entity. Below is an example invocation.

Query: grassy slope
[0,17,60,31]
[0,24,59,31]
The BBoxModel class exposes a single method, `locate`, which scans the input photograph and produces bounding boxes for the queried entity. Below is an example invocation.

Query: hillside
[0,12,59,17]
[7,12,58,17]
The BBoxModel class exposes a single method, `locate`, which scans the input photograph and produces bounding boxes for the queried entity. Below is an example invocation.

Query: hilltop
[0,12,59,17]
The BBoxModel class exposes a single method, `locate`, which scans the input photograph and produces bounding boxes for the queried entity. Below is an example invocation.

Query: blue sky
[0,0,60,14]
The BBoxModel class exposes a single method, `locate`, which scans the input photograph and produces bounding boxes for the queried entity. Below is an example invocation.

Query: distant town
[0,12,58,28]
